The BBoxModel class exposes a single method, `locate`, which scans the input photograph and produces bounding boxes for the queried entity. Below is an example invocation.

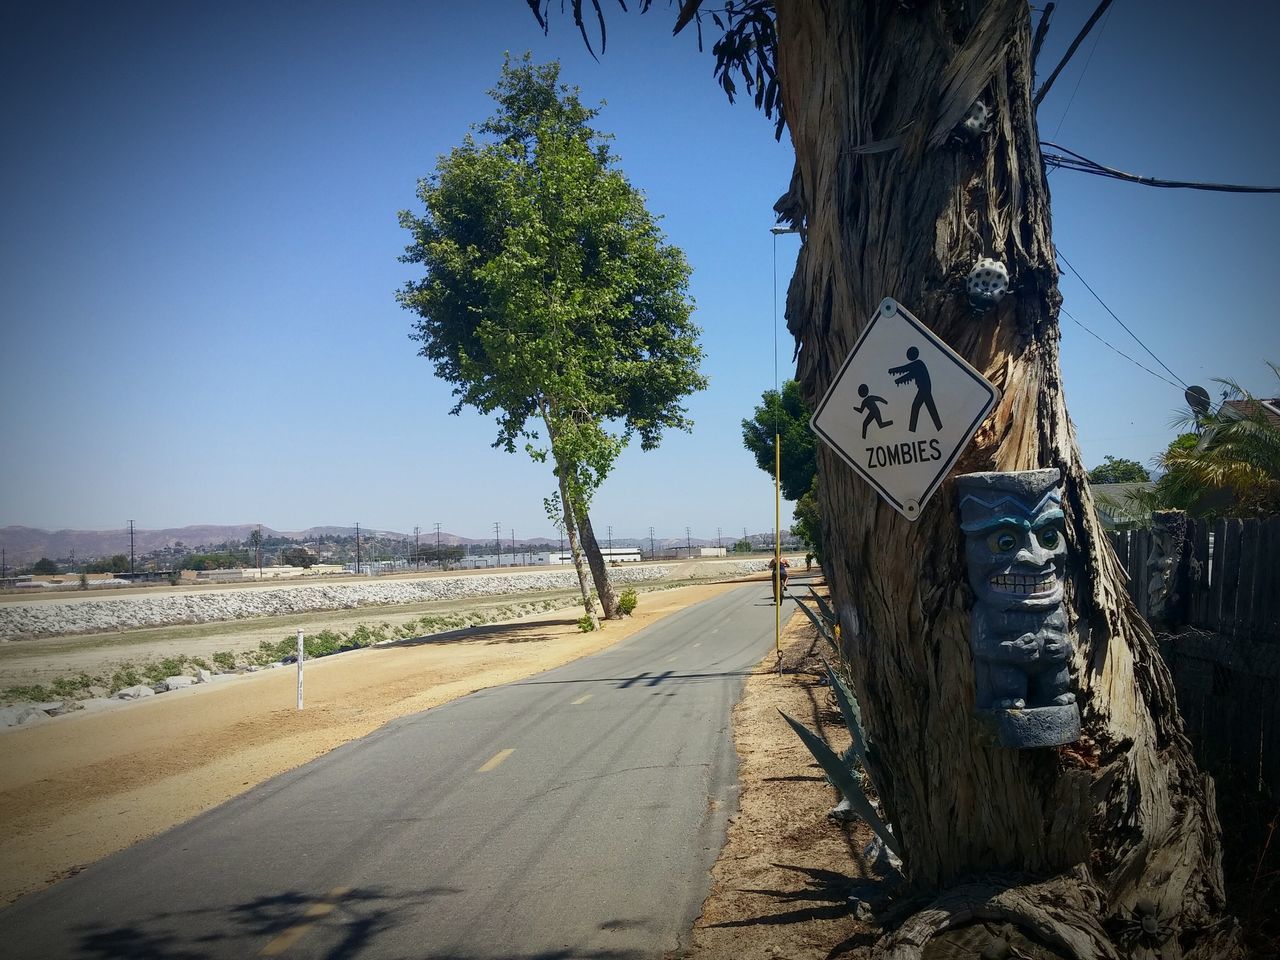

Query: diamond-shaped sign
[810,298,1000,522]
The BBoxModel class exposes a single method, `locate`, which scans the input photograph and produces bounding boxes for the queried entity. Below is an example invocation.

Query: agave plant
[779,708,899,857]
[821,655,868,769]
[778,654,898,858]
[791,586,841,657]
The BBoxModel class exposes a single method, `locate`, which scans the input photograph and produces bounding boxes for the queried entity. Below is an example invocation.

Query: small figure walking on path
[888,346,943,433]
[853,383,893,439]
[769,555,790,604]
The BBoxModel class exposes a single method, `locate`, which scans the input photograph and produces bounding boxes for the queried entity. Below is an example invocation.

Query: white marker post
[296,628,304,710]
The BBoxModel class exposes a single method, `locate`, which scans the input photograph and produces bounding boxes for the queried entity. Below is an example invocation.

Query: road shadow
[376,617,581,649]
[512,669,754,690]
[70,885,459,960]
[425,951,645,960]
[702,864,888,958]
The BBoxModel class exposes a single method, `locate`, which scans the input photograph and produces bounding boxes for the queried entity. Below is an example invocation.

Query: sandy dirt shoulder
[0,582,739,907]
[676,605,884,959]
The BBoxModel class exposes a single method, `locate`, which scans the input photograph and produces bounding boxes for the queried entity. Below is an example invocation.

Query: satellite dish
[1185,385,1211,417]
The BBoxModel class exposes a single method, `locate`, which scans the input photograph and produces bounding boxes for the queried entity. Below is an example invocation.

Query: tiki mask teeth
[988,572,1057,596]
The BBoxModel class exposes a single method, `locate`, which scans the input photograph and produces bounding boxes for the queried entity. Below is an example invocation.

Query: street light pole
[771,223,800,660]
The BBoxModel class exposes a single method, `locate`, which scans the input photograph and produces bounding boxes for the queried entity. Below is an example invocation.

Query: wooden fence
[1108,516,1280,795]
[1108,516,1280,640]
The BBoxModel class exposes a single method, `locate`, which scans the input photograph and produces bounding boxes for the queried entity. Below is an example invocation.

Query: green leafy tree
[32,558,57,575]
[248,526,263,573]
[398,54,706,624]
[1087,455,1150,484]
[790,481,823,564]
[181,552,242,571]
[743,380,822,557]
[741,380,817,501]
[279,547,316,568]
[86,554,130,573]
[1158,364,1280,516]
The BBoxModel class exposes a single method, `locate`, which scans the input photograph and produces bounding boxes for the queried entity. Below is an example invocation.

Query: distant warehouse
[454,548,642,569]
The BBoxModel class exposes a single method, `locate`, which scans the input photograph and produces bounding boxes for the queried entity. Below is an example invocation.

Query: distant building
[454,547,642,569]
[671,546,728,559]
[1091,482,1154,530]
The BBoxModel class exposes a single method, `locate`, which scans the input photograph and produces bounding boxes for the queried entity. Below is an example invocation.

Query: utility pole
[648,526,655,560]
[128,520,135,575]
[414,525,420,570]
[686,526,692,556]
[435,522,443,570]
[355,522,361,575]
[607,524,613,557]
[494,521,501,568]
[1,548,6,581]
[717,526,723,550]
[511,529,516,567]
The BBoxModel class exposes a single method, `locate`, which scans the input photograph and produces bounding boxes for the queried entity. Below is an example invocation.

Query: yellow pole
[775,430,782,659]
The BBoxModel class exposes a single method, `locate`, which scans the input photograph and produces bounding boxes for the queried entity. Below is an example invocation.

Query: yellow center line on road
[260,887,351,956]
[570,694,592,705]
[477,748,515,772]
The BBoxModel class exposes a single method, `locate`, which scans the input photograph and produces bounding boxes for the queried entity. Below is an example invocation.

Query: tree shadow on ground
[425,951,644,960]
[512,669,753,690]
[376,618,580,649]
[706,863,883,930]
[72,885,459,960]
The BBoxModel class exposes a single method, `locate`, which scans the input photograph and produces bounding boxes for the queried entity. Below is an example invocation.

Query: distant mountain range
[0,524,774,566]
[0,524,442,566]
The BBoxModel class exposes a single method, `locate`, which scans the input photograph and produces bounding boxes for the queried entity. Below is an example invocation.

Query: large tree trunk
[541,403,600,629]
[576,511,622,619]
[555,467,599,630]
[773,1,1238,955]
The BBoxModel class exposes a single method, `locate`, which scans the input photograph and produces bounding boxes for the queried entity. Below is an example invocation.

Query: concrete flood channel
[0,559,775,714]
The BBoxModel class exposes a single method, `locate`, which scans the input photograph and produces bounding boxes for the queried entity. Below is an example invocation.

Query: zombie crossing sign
[810,298,1001,521]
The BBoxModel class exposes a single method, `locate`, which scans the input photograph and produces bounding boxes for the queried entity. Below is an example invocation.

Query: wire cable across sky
[1057,251,1188,388]
[1060,306,1184,392]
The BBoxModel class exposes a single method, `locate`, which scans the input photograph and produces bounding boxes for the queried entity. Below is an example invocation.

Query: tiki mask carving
[957,468,1080,748]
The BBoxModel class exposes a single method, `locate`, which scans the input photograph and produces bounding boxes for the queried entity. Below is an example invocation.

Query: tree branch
[1033,0,1112,108]
[1030,2,1055,76]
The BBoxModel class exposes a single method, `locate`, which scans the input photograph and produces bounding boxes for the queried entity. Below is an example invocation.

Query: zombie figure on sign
[888,346,942,432]
[957,469,1080,748]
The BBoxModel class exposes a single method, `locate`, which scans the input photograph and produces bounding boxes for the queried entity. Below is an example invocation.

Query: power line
[1060,306,1183,391]
[1033,0,1113,108]
[1049,2,1112,139]
[1042,142,1280,194]
[1056,251,1187,387]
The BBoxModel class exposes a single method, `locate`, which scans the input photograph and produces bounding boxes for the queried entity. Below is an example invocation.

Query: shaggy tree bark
[773,1,1238,956]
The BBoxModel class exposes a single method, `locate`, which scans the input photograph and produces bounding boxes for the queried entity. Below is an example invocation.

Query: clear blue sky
[2,1,1276,542]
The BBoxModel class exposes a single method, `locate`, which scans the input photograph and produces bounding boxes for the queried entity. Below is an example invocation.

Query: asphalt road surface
[0,580,804,959]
